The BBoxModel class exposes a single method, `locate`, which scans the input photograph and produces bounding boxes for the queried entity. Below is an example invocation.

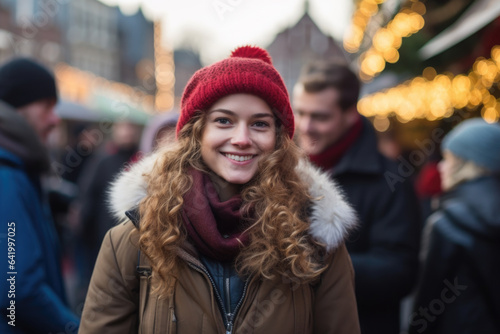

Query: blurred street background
[1,0,499,324]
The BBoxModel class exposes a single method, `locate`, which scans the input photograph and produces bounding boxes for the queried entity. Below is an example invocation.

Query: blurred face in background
[17,98,59,144]
[154,124,176,150]
[438,151,462,191]
[293,85,358,155]
[112,121,142,150]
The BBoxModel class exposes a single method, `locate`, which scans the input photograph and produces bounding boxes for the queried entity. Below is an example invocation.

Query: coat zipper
[225,275,232,332]
[187,262,249,334]
[227,279,249,334]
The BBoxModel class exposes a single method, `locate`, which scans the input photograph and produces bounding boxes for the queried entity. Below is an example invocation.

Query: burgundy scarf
[182,169,250,262]
[309,116,363,172]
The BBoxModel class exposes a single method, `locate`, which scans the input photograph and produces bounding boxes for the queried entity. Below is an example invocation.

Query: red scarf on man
[182,169,250,262]
[309,116,363,172]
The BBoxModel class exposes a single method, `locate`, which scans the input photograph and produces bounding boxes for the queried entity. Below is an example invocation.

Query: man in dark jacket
[75,119,141,305]
[293,59,421,334]
[0,58,79,333]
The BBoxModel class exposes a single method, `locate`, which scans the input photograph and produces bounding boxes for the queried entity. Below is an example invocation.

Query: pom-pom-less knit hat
[0,57,58,109]
[442,118,500,173]
[177,46,294,138]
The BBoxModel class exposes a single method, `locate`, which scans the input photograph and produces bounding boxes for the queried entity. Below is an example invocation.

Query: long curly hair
[137,112,327,296]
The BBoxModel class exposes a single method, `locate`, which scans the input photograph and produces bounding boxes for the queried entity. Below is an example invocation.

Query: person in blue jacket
[0,58,80,333]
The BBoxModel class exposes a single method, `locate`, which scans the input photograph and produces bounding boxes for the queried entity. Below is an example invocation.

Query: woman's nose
[231,124,251,147]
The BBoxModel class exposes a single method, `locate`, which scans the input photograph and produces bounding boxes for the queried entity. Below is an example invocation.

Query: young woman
[79,46,360,333]
[410,118,500,334]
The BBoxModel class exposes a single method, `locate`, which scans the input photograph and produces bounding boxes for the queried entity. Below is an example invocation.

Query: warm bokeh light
[343,0,388,53]
[373,115,390,132]
[358,45,500,122]
[355,3,426,81]
[154,21,175,111]
[55,63,155,113]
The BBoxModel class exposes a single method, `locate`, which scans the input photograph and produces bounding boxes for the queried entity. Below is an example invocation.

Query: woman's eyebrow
[207,109,235,116]
[208,109,274,119]
[251,113,274,119]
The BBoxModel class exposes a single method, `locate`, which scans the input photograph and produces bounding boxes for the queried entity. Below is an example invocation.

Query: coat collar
[109,152,357,251]
[331,116,383,177]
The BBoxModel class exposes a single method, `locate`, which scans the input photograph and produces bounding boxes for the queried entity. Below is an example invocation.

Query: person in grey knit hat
[439,118,500,191]
[0,57,80,334]
[410,118,500,334]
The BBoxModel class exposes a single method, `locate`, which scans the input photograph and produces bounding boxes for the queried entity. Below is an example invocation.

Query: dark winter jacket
[409,176,500,334]
[78,146,138,259]
[79,153,361,333]
[328,117,422,334]
[0,101,79,333]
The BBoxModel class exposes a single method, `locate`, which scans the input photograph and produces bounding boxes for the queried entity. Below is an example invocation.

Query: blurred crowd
[0,54,499,334]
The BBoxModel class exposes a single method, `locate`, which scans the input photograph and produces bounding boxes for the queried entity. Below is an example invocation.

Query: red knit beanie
[177,46,294,138]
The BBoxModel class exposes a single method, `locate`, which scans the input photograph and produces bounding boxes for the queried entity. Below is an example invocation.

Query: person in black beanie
[0,57,80,334]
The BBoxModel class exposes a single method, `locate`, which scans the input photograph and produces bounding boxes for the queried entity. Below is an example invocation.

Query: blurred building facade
[267,5,347,94]
[118,8,155,93]
[0,0,155,94]
[173,48,202,105]
[0,0,63,66]
[59,0,120,81]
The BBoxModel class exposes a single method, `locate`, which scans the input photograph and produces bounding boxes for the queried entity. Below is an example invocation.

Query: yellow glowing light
[360,1,378,16]
[482,93,496,107]
[482,107,499,123]
[492,46,500,63]
[468,89,483,106]
[344,42,360,53]
[353,16,367,27]
[373,28,394,52]
[455,75,471,90]
[409,13,425,32]
[422,67,437,80]
[396,113,411,123]
[391,34,403,48]
[345,0,390,54]
[411,1,426,15]
[355,2,426,79]
[476,59,490,76]
[359,71,375,83]
[383,48,400,63]
[366,52,386,73]
[357,99,371,116]
[373,116,390,132]
[392,13,412,37]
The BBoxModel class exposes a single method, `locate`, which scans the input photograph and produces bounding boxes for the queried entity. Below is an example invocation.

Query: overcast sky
[98,0,354,64]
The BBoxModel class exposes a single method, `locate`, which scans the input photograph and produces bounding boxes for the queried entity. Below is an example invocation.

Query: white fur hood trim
[109,153,357,251]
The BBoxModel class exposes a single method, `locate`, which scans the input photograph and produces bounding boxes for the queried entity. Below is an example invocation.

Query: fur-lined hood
[109,153,357,251]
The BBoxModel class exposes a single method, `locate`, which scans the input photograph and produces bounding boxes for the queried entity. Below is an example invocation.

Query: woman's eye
[253,121,269,128]
[215,118,231,125]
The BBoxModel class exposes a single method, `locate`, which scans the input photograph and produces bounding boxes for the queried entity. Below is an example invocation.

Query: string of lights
[154,21,175,111]
[357,1,426,81]
[343,0,387,54]
[358,45,500,126]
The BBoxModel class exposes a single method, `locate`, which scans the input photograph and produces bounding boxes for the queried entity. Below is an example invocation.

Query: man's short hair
[297,59,360,111]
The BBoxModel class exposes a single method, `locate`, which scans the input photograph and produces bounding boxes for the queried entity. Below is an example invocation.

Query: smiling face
[293,85,358,155]
[201,93,276,199]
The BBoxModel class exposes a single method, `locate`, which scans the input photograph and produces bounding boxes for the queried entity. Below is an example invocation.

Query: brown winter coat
[79,155,360,334]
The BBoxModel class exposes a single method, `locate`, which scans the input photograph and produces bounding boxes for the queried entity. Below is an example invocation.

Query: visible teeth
[225,154,253,162]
